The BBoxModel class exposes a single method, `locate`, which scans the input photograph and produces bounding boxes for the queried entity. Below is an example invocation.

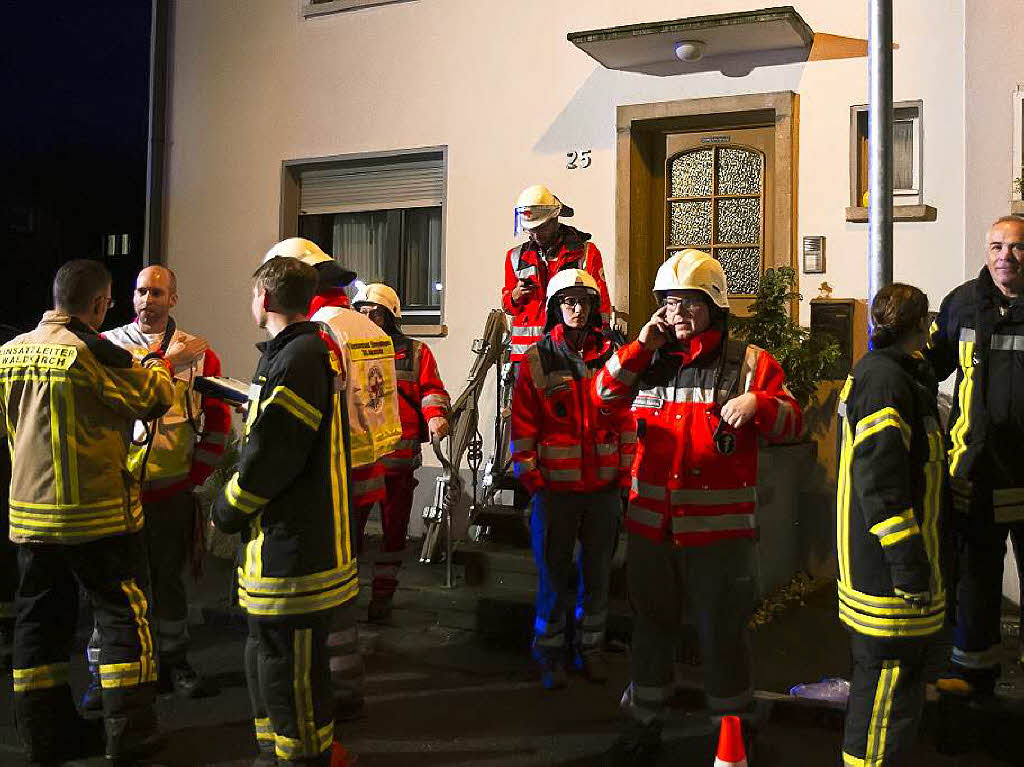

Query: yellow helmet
[353,283,401,318]
[263,237,332,266]
[514,184,574,235]
[654,249,729,309]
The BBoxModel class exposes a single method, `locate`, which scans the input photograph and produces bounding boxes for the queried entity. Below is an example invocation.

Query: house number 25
[566,150,592,170]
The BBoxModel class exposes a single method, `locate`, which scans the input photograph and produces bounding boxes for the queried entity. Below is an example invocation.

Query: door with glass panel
[663,127,774,317]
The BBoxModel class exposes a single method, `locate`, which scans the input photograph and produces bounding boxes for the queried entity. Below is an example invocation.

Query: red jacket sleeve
[189,348,232,487]
[510,360,544,494]
[502,248,525,316]
[584,243,612,325]
[749,349,803,442]
[593,340,652,413]
[417,344,450,422]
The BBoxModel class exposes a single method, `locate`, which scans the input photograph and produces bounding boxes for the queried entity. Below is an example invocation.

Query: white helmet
[653,249,729,309]
[513,184,574,236]
[263,237,332,266]
[546,268,600,301]
[353,283,401,318]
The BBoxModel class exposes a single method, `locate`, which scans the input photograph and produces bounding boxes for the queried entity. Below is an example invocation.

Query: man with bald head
[84,265,231,703]
[926,215,1024,698]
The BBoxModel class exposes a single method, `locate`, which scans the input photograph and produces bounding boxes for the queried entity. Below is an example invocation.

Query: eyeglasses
[661,297,704,313]
[559,296,590,309]
[105,297,115,309]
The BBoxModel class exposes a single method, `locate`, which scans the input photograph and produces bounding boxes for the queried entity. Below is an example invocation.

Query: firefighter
[926,214,1024,697]
[212,256,357,766]
[593,250,802,765]
[510,269,635,690]
[79,265,228,708]
[353,283,450,621]
[503,184,612,363]
[0,259,179,763]
[263,236,402,722]
[836,283,946,766]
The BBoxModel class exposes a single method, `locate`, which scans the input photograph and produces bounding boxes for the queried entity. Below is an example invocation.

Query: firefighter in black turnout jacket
[837,284,947,766]
[213,257,358,766]
[926,215,1024,696]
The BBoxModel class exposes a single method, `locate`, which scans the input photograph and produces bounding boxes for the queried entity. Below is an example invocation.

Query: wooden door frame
[615,91,799,329]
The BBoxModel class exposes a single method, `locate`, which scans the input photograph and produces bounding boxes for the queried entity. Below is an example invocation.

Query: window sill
[1011,200,1024,216]
[402,324,447,338]
[844,204,937,223]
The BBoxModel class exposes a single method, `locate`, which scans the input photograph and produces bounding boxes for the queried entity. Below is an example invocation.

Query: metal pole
[143,0,169,266]
[867,0,894,307]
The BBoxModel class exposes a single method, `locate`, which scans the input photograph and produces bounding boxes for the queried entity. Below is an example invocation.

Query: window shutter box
[300,158,444,215]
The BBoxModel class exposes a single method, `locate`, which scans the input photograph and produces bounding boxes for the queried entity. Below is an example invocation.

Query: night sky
[1,1,153,332]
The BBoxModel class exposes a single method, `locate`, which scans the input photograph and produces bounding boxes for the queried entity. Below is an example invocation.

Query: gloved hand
[212,494,248,535]
[894,587,931,608]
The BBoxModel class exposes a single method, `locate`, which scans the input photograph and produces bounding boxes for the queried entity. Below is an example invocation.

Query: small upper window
[293,150,446,327]
[850,100,923,207]
[301,0,410,18]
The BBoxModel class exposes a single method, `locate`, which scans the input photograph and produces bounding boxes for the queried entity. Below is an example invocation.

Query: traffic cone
[330,739,357,767]
[714,715,747,767]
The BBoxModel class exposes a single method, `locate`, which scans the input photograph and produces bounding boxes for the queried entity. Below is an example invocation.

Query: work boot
[80,662,103,713]
[538,657,567,691]
[159,656,215,698]
[605,718,662,767]
[935,665,997,698]
[104,707,164,765]
[578,650,609,683]
[366,597,393,623]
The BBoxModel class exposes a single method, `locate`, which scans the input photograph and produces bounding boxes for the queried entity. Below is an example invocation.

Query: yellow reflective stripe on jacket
[12,662,69,693]
[948,335,976,474]
[238,561,357,596]
[868,509,921,547]
[259,385,322,431]
[225,472,268,514]
[239,578,359,617]
[853,407,911,451]
[836,375,855,584]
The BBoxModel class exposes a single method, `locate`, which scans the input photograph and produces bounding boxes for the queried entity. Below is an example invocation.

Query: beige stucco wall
[163,0,967,467]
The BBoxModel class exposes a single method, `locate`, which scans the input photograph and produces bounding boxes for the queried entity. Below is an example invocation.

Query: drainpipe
[143,0,169,266]
[867,0,894,308]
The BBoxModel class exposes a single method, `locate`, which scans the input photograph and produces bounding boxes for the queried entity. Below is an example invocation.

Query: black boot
[605,718,662,767]
[103,689,163,765]
[159,655,215,698]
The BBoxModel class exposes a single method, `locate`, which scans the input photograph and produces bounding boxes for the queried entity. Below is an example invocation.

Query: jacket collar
[548,322,610,362]
[663,327,723,366]
[309,289,350,317]
[41,310,97,337]
[256,320,318,356]
[521,224,592,259]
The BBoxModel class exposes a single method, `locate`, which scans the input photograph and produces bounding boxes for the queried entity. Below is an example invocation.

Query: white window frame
[300,0,412,18]
[1012,88,1024,201]
[850,100,924,207]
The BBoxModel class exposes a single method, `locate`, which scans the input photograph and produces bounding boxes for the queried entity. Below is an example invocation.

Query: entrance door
[637,126,775,324]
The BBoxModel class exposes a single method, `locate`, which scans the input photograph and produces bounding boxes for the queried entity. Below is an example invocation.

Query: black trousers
[13,532,157,758]
[842,632,930,766]
[245,605,352,766]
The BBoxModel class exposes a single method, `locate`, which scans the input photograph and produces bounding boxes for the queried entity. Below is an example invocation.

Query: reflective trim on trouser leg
[533,613,567,655]
[577,610,607,651]
[12,662,69,693]
[286,628,317,760]
[254,716,275,754]
[864,661,900,766]
[951,645,1001,670]
[101,580,156,689]
[620,681,672,725]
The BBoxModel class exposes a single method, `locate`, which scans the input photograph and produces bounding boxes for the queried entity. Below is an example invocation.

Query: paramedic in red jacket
[354,283,451,622]
[511,269,635,690]
[594,250,802,765]
[503,184,612,363]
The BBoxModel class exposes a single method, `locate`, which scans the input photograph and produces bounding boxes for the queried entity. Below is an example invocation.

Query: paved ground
[0,548,1019,765]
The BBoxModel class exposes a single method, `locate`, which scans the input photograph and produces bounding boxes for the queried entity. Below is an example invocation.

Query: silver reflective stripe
[605,354,639,387]
[648,385,734,404]
[421,394,449,408]
[513,326,545,338]
[511,343,534,356]
[990,334,1024,352]
[539,444,582,459]
[959,327,976,343]
[511,438,536,454]
[669,487,757,505]
[631,477,666,500]
[595,443,617,455]
[952,645,1000,670]
[541,468,582,482]
[627,505,663,528]
[671,513,756,533]
[517,265,538,279]
[772,400,792,436]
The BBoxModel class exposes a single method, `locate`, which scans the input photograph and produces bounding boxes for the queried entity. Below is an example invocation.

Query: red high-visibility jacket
[593,333,802,547]
[502,225,611,362]
[511,324,636,495]
[381,335,450,472]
